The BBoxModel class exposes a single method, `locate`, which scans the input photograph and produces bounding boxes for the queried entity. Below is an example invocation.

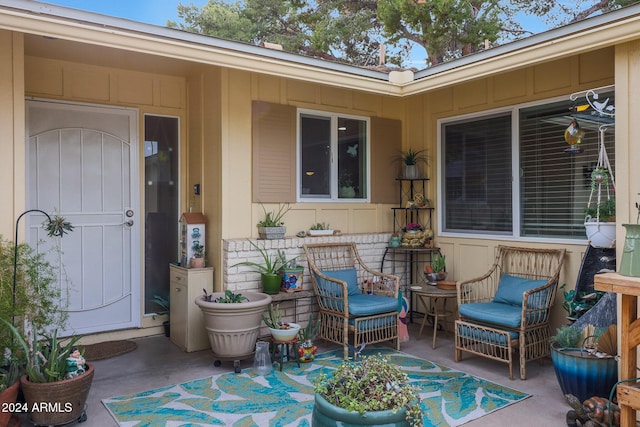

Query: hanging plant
[590,167,610,192]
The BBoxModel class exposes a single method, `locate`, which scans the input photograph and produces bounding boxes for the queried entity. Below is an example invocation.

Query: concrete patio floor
[19,322,569,426]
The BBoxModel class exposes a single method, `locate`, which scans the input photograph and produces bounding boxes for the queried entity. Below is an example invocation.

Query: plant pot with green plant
[308,222,333,236]
[151,294,170,337]
[257,203,291,239]
[190,243,205,268]
[2,319,93,426]
[195,289,272,372]
[395,148,428,180]
[313,353,423,426]
[424,253,447,284]
[297,312,320,362]
[0,359,21,427]
[584,167,616,248]
[262,303,301,341]
[278,250,304,292]
[232,240,297,295]
[550,324,618,403]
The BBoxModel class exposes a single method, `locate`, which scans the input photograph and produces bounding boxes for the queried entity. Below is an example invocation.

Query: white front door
[26,99,140,335]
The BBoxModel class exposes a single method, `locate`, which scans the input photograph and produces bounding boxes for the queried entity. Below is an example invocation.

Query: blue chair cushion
[319,268,360,296]
[457,322,518,343]
[493,274,548,306]
[348,294,398,316]
[459,302,522,328]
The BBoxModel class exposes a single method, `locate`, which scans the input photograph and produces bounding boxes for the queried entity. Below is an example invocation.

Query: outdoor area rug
[103,347,529,427]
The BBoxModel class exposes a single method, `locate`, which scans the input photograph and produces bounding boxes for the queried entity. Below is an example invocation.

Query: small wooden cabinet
[594,272,640,427]
[170,265,214,352]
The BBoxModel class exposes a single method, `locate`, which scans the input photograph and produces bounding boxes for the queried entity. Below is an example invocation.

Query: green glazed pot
[312,393,410,427]
[620,224,640,277]
[261,273,281,295]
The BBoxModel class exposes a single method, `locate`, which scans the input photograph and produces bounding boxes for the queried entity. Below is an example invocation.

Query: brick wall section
[223,233,392,334]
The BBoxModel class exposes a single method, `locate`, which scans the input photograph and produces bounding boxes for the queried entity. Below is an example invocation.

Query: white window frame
[437,93,603,246]
[296,108,370,203]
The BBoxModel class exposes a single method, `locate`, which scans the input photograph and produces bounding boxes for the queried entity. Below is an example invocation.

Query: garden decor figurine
[66,347,86,379]
[565,394,620,427]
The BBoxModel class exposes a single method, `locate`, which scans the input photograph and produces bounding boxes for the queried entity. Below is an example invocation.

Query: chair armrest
[522,280,557,325]
[310,270,350,315]
[457,269,499,306]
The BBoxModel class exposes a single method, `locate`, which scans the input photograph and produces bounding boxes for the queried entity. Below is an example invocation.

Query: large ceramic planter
[312,393,410,427]
[0,380,20,426]
[195,292,272,360]
[584,221,616,248]
[551,345,617,402]
[20,362,94,426]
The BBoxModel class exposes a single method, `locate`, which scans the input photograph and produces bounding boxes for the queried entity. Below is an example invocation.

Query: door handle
[124,220,134,227]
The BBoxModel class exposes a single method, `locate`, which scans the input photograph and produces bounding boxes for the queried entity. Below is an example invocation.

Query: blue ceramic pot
[551,345,617,402]
[312,393,410,426]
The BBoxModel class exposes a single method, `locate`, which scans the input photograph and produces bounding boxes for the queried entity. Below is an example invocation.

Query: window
[440,92,615,241]
[299,110,368,201]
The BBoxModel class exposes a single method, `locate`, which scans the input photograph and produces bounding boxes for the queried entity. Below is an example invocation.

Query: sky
[35,0,209,26]
[35,0,549,68]
[37,0,549,32]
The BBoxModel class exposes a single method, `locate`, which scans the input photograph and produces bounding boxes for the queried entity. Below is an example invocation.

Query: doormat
[103,347,529,427]
[80,340,137,361]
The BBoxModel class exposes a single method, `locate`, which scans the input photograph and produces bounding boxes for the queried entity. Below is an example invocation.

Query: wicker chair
[454,245,566,380]
[303,242,400,359]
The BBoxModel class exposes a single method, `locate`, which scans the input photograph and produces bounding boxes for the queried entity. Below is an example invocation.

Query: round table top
[409,284,457,297]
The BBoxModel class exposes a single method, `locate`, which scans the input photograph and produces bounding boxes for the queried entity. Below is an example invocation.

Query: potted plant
[190,243,205,268]
[2,319,93,425]
[308,222,333,236]
[262,303,301,341]
[395,148,428,179]
[338,170,356,198]
[584,167,616,248]
[278,250,304,292]
[424,253,447,284]
[195,289,272,372]
[232,240,297,295]
[297,312,320,362]
[257,203,291,239]
[312,353,423,426]
[0,358,21,427]
[151,294,170,337]
[550,324,618,402]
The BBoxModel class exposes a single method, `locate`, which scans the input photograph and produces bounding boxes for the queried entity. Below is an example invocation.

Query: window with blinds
[441,91,615,240]
[520,94,615,239]
[442,114,513,234]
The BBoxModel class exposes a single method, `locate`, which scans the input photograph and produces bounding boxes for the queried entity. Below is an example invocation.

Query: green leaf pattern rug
[103,347,528,426]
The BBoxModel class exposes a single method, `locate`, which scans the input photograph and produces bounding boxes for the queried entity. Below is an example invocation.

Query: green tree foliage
[168,0,639,69]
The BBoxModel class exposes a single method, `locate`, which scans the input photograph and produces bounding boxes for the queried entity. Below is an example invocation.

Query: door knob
[124,220,134,227]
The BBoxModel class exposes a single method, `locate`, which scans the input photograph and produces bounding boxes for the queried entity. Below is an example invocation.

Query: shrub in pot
[195,289,272,372]
[550,324,617,402]
[262,303,301,341]
[313,353,423,426]
[257,203,291,239]
[232,240,297,295]
[2,319,93,425]
[394,148,427,179]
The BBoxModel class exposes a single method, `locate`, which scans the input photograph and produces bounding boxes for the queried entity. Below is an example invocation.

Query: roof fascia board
[404,5,640,95]
[0,1,399,96]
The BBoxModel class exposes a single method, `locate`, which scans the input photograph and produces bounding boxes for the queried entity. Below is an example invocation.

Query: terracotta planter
[190,257,205,268]
[195,292,272,359]
[312,393,410,427]
[20,362,94,426]
[0,380,20,427]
